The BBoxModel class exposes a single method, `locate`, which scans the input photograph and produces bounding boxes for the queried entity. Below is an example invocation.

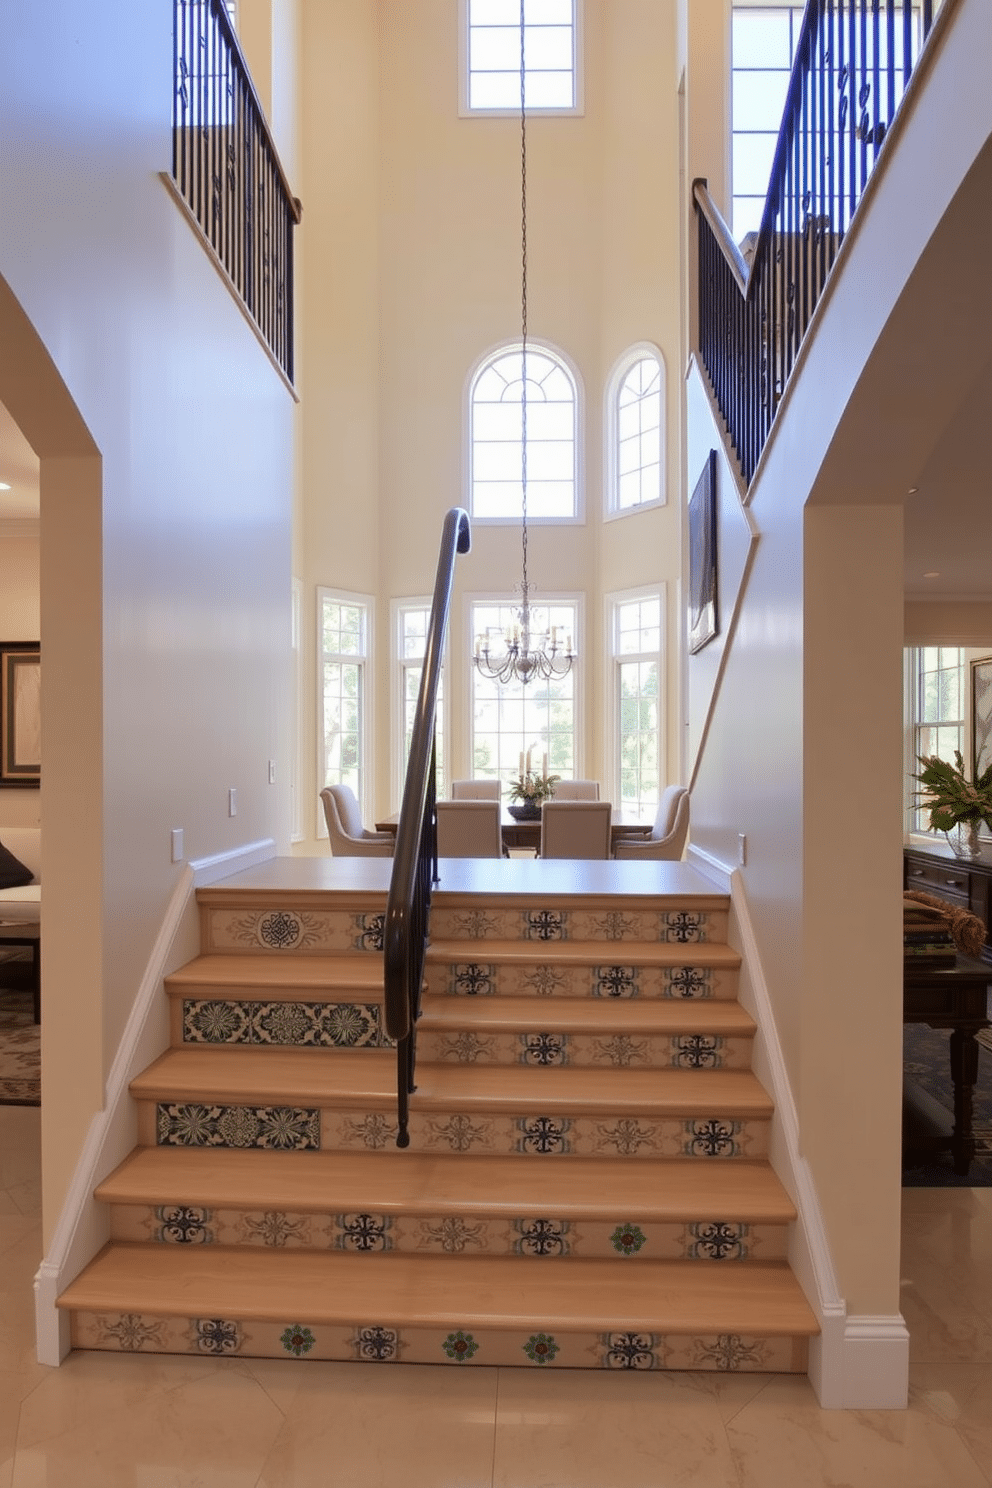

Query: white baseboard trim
[685,844,733,889]
[34,838,278,1367]
[190,837,277,886]
[811,1315,910,1409]
[728,872,910,1409]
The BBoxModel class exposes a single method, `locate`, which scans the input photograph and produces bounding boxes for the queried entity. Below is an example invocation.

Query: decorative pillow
[0,840,33,890]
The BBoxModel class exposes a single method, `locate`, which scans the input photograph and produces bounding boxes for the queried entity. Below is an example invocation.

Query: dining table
[375,805,654,856]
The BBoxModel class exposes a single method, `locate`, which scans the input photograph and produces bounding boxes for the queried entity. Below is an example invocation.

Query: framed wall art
[688,450,718,654]
[972,656,992,781]
[0,643,40,788]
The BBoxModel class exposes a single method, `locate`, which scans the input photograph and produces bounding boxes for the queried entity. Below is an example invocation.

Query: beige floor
[3,1106,992,1486]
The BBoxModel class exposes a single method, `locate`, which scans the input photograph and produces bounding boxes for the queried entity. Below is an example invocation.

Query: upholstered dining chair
[450,778,501,800]
[436,799,504,858]
[550,779,600,800]
[320,786,395,857]
[539,800,613,860]
[613,785,690,861]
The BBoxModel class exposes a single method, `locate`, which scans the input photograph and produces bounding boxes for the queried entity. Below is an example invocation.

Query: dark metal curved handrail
[384,507,471,1148]
[695,0,939,485]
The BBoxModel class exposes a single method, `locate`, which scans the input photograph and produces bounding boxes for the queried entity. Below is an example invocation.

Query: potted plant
[913,751,992,858]
[507,768,560,820]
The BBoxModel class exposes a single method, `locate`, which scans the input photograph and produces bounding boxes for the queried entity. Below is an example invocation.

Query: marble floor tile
[492,1368,742,1488]
[911,1363,992,1483]
[254,1361,500,1488]
[11,1360,286,1488]
[725,1373,991,1487]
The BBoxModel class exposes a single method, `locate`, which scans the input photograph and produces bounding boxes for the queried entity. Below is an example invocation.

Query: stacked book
[903,898,957,968]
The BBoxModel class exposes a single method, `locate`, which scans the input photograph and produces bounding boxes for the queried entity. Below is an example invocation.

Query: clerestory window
[464,0,580,114]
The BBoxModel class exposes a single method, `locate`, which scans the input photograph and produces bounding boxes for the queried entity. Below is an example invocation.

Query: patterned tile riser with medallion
[105,1200,790,1262]
[70,1309,807,1374]
[57,868,818,1373]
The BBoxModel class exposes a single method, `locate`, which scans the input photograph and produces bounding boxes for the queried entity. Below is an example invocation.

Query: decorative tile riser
[418,1029,752,1070]
[143,1102,770,1159]
[422,962,738,1002]
[69,1311,807,1373]
[106,1204,788,1261]
[178,1000,393,1049]
[202,908,388,957]
[429,906,729,946]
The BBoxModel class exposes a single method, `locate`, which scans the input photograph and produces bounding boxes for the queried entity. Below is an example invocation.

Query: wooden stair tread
[131,1048,774,1116]
[426,939,741,968]
[419,994,755,1036]
[59,1243,818,1336]
[96,1147,797,1222]
[166,954,385,996]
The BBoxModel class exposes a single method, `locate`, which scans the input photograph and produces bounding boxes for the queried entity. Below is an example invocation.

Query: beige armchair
[613,786,689,860]
[320,786,395,857]
[539,800,612,859]
[450,778,501,800]
[436,800,504,858]
[551,779,600,800]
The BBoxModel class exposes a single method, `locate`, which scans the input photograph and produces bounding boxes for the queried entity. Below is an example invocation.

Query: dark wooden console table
[903,954,991,1175]
[904,841,992,962]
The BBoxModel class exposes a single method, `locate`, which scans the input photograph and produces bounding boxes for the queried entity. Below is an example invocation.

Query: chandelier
[474,1,576,689]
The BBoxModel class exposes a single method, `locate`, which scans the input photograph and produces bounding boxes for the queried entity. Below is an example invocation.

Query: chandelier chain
[519,0,529,606]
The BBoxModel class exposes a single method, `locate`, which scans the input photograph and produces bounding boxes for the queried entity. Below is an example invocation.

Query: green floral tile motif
[523,1332,559,1365]
[442,1331,479,1362]
[281,1324,315,1356]
[610,1223,647,1256]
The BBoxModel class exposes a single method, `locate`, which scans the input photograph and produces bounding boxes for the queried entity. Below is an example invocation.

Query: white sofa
[0,827,41,924]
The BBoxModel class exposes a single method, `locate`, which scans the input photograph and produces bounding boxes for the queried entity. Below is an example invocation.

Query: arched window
[469,344,578,522]
[606,346,665,517]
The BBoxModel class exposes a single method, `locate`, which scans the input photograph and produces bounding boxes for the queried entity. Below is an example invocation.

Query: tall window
[610,590,663,816]
[731,6,805,240]
[394,601,448,804]
[907,646,965,833]
[471,598,578,788]
[732,4,924,241]
[606,347,665,517]
[465,0,578,112]
[318,590,371,825]
[470,345,578,521]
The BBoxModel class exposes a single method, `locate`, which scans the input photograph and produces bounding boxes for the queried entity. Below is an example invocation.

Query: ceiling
[0,400,39,521]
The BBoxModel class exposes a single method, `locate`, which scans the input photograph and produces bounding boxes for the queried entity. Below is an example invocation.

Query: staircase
[57,858,818,1372]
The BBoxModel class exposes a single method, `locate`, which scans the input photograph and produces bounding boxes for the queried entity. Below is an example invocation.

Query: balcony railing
[695,0,941,485]
[173,0,302,381]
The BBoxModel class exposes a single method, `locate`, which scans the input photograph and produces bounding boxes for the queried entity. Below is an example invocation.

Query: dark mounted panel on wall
[0,642,40,788]
[688,451,718,655]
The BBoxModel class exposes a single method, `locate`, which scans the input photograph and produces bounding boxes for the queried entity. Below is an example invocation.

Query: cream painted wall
[293,0,684,840]
[0,528,41,828]
[684,0,992,1317]
[0,0,296,1234]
